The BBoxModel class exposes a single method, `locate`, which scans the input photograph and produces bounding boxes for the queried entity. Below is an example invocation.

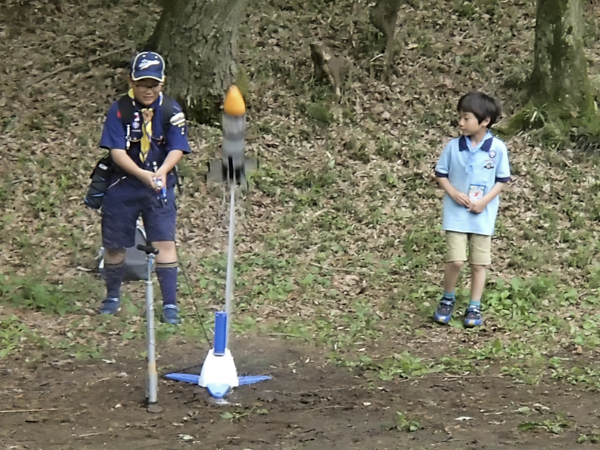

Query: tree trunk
[530,0,593,119]
[147,0,249,124]
[369,0,402,79]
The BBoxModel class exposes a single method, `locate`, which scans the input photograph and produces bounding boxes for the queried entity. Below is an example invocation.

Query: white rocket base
[199,349,239,398]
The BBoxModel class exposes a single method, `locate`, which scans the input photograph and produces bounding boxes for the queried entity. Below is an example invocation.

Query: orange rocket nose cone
[223,85,246,116]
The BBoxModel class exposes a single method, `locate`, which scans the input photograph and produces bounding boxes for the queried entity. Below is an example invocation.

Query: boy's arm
[154,100,190,187]
[101,103,158,190]
[435,140,472,207]
[154,150,184,187]
[468,182,507,213]
[436,176,471,208]
[110,149,156,189]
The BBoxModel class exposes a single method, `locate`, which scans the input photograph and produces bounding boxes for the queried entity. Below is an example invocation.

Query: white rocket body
[221,112,247,182]
[206,86,256,187]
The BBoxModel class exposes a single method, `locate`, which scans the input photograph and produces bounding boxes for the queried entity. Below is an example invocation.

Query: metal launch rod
[224,162,236,349]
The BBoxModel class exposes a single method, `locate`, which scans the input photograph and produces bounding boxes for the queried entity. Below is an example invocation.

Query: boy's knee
[152,240,175,250]
[105,248,126,264]
[447,260,464,270]
[470,264,486,273]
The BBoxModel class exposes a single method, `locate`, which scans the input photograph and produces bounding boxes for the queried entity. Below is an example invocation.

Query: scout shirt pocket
[468,151,498,201]
[468,184,486,202]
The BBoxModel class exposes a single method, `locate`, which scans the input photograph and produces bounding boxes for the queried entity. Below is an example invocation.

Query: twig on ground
[308,262,374,275]
[434,374,505,380]
[77,432,103,438]
[262,386,358,395]
[27,45,132,87]
[267,332,301,338]
[0,408,60,413]
[89,377,111,385]
[299,405,345,414]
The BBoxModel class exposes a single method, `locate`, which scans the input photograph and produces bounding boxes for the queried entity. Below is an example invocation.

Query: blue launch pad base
[165,373,272,386]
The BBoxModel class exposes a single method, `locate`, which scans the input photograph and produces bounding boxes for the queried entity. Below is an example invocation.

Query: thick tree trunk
[530,0,593,118]
[147,0,248,123]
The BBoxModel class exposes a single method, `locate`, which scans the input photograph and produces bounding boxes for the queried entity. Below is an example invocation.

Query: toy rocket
[207,85,256,186]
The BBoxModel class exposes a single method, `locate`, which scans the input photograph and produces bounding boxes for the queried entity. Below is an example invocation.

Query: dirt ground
[1,335,597,450]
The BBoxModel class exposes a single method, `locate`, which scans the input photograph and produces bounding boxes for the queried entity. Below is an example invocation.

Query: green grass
[0,315,49,358]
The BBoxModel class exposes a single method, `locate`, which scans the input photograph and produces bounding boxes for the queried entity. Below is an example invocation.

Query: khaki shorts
[445,231,491,265]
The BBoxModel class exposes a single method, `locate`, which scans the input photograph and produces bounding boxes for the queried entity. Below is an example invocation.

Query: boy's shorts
[445,231,491,265]
[102,185,177,249]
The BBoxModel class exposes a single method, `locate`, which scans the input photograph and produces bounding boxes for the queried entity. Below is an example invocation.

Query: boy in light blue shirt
[433,92,511,327]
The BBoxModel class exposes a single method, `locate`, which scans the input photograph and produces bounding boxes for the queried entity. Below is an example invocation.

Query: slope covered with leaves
[2,0,600,386]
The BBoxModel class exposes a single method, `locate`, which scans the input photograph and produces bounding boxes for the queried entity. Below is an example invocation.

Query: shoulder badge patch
[170,112,186,127]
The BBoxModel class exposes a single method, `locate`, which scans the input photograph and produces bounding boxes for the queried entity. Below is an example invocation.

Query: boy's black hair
[457,91,501,128]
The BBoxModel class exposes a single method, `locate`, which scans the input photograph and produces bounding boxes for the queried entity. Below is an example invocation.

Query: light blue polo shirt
[434,132,511,236]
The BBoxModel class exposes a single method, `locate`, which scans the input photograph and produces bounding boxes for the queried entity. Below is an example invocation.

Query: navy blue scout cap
[130,52,165,82]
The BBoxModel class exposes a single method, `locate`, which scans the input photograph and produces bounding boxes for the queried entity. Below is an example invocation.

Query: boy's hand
[138,170,158,189]
[152,172,167,191]
[468,200,486,214]
[451,191,472,208]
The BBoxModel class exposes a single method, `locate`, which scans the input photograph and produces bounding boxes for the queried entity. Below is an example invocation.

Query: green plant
[577,433,600,444]
[304,101,334,126]
[393,411,421,432]
[518,415,572,434]
[375,351,436,381]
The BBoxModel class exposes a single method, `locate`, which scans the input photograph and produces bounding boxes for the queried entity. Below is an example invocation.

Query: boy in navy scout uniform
[433,91,511,327]
[98,51,191,325]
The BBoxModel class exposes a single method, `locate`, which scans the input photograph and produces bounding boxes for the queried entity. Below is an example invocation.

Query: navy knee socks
[104,261,125,300]
[156,262,178,307]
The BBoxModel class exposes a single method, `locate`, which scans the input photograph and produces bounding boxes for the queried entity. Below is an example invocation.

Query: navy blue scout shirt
[435,132,511,236]
[99,93,191,191]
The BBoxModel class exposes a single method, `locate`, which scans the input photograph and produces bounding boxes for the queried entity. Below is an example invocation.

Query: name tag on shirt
[469,185,485,202]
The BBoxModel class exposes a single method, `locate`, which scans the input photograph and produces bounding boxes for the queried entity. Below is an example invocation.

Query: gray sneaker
[99,298,120,315]
[161,305,181,325]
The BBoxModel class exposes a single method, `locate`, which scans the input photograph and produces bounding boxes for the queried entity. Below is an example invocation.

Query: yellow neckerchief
[128,89,156,163]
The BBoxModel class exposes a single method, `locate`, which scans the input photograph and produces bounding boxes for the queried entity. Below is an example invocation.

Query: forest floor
[3,0,600,448]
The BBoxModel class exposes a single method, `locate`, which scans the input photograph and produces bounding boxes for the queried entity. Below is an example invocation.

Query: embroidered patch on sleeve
[170,112,186,127]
